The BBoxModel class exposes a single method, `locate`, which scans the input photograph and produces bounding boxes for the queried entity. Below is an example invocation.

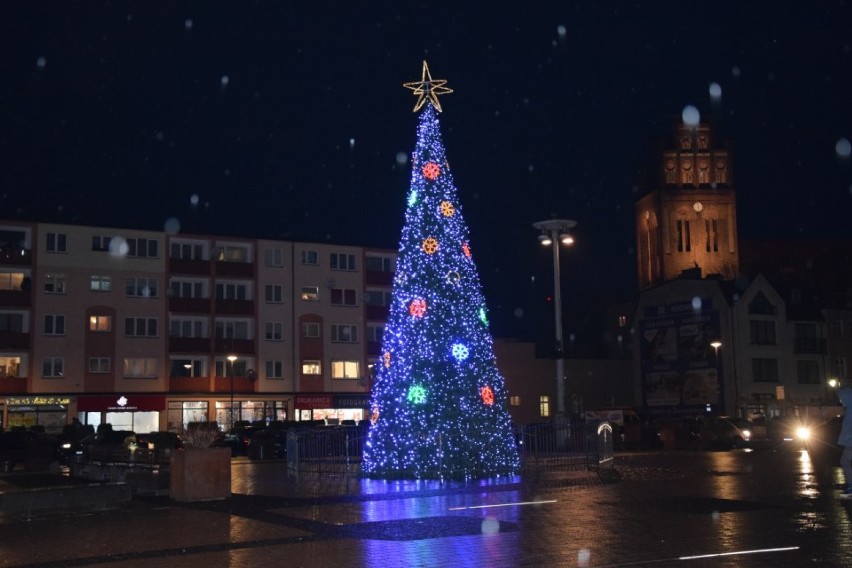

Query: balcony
[794,337,827,354]
[168,376,211,393]
[0,290,30,308]
[213,376,256,393]
[215,260,254,278]
[0,247,32,266]
[365,270,394,286]
[0,377,27,394]
[168,257,210,276]
[0,331,29,349]
[168,336,211,353]
[214,338,255,354]
[365,304,389,321]
[214,299,254,315]
[169,297,211,313]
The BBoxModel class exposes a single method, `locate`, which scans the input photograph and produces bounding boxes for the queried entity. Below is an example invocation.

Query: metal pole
[551,230,566,417]
[230,361,234,430]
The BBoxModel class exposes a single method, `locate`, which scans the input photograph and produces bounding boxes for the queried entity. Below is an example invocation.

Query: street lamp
[533,219,577,419]
[227,355,237,429]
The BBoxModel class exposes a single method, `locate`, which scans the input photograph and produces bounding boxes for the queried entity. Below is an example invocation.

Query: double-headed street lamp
[533,219,577,419]
[227,355,237,429]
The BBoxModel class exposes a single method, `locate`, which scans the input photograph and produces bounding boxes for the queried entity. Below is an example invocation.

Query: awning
[77,395,166,412]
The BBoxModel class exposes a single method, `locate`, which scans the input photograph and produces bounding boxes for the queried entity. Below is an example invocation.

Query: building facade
[0,220,395,434]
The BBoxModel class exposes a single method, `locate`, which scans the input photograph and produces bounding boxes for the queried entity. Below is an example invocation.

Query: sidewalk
[2,448,851,567]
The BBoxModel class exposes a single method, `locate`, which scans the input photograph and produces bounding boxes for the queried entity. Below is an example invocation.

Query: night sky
[2,3,851,345]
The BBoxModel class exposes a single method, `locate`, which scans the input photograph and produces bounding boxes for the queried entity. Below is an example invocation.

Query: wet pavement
[1,447,851,567]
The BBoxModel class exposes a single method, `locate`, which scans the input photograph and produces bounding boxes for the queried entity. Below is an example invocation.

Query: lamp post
[227,355,237,429]
[533,219,577,420]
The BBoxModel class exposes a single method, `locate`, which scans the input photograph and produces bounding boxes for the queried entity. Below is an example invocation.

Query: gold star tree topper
[403,60,453,112]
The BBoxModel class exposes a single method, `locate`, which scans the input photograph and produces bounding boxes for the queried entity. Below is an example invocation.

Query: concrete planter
[169,447,231,502]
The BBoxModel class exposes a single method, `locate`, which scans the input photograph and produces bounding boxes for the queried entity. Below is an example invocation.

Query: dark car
[247,428,288,460]
[214,425,262,456]
[1,429,63,471]
[134,431,184,450]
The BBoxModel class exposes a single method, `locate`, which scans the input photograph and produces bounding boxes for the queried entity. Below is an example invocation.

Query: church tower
[635,121,739,289]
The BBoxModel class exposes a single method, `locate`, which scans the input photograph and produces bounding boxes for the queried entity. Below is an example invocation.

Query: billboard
[640,299,722,414]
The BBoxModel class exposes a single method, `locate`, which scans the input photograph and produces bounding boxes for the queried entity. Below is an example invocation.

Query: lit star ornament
[403,61,453,112]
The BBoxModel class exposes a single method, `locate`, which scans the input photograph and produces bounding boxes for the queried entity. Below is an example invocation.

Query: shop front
[295,394,369,423]
[4,396,71,435]
[77,394,166,434]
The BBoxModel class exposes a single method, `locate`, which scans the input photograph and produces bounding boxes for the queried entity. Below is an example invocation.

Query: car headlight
[741,429,752,441]
[61,442,72,449]
[796,426,811,441]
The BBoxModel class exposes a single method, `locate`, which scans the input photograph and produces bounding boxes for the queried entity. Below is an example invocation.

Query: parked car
[247,428,288,460]
[1,429,63,471]
[134,431,184,450]
[214,425,262,456]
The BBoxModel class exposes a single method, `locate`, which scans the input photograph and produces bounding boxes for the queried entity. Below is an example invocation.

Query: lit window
[539,395,551,418]
[331,360,359,379]
[509,395,521,407]
[89,315,112,332]
[91,275,112,291]
[302,360,321,375]
[301,286,319,301]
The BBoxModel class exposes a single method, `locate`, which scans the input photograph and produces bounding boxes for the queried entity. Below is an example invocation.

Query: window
[88,357,111,373]
[123,357,158,378]
[302,322,320,338]
[170,279,205,299]
[365,290,392,306]
[216,282,248,300]
[89,315,112,332]
[0,271,26,291]
[43,357,64,378]
[125,317,157,337]
[676,220,691,252]
[367,324,384,342]
[331,360,359,379]
[91,275,112,292]
[750,320,776,345]
[797,360,820,384]
[705,219,718,252]
[265,321,283,341]
[366,255,395,273]
[169,318,207,338]
[215,320,250,339]
[330,252,356,271]
[302,360,321,375]
[126,277,158,298]
[265,284,284,303]
[46,232,67,253]
[41,274,65,294]
[0,356,22,377]
[127,238,158,258]
[509,395,521,407]
[170,242,203,260]
[330,288,357,306]
[539,395,551,418]
[331,324,358,343]
[215,358,248,377]
[44,315,65,335]
[215,245,249,262]
[169,357,205,378]
[617,315,628,328]
[752,358,779,382]
[264,248,284,267]
[301,250,318,265]
[830,321,844,338]
[301,286,319,301]
[835,358,848,381]
[265,360,284,379]
[0,312,24,333]
[91,235,112,251]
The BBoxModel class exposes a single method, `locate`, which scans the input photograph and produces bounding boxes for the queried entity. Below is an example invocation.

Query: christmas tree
[363,62,520,480]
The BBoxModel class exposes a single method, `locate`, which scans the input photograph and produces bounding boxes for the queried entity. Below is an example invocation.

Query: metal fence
[285,419,614,482]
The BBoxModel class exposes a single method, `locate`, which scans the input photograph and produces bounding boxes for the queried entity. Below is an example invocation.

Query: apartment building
[0,220,395,434]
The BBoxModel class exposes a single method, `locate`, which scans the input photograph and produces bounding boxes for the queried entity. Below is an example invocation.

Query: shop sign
[295,395,333,409]
[334,395,369,409]
[6,396,72,406]
[78,395,166,412]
